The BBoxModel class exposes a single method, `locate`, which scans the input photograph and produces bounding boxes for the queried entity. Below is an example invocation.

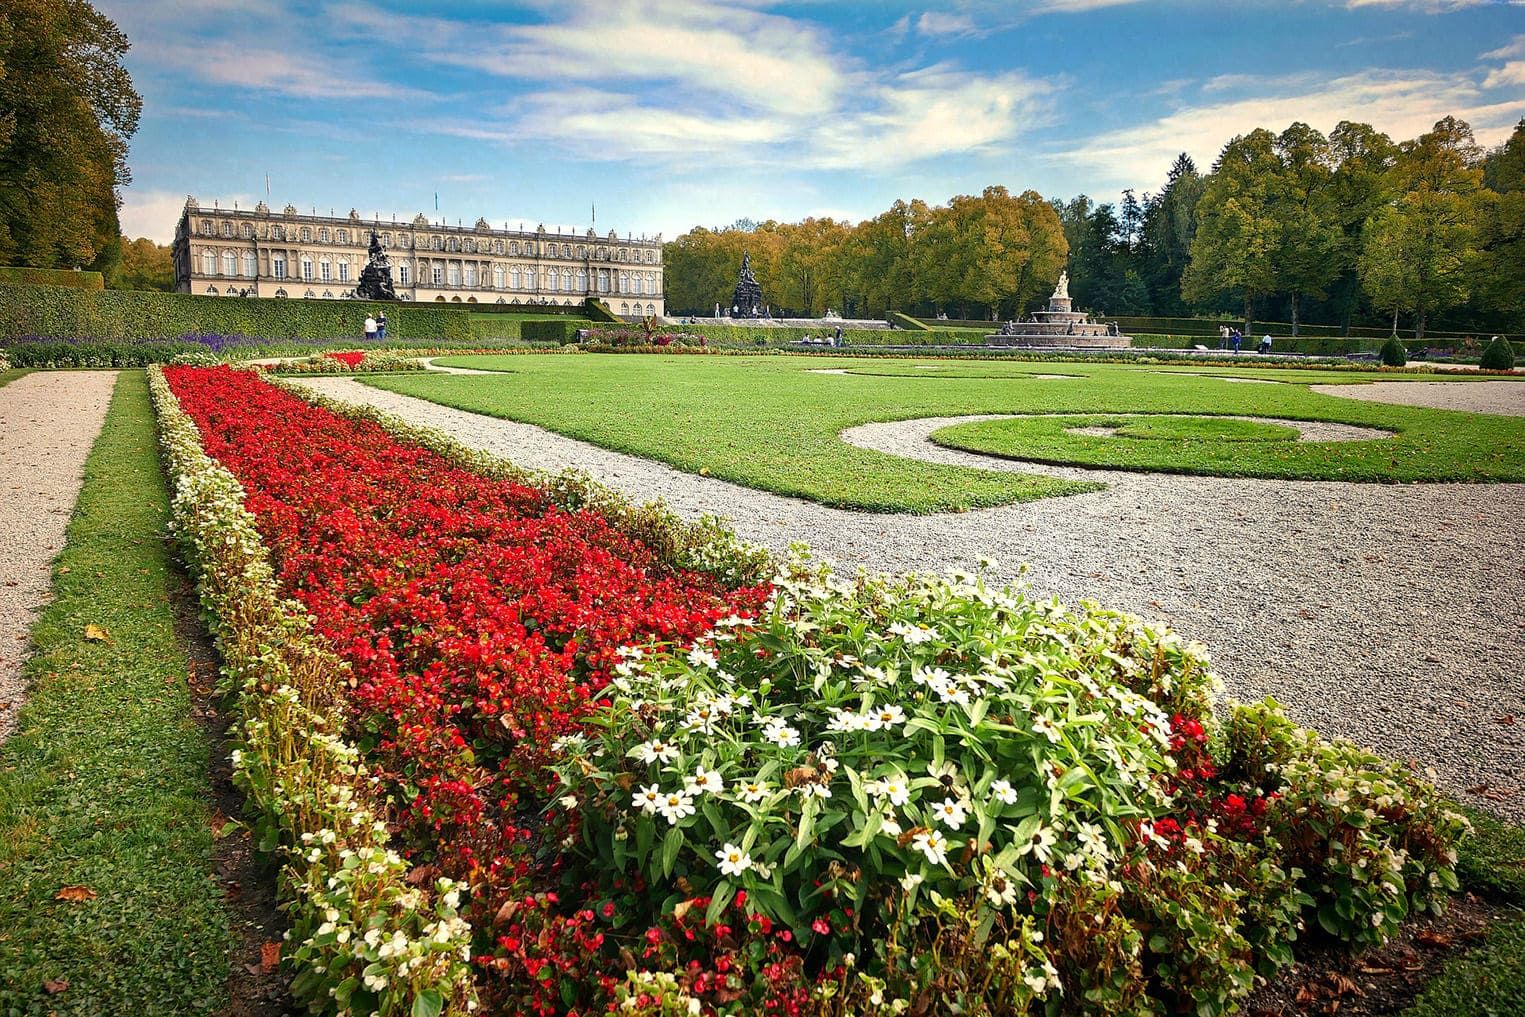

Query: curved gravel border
[0,371,118,741]
[1312,380,1525,416]
[292,377,1525,819]
[876,412,1389,445]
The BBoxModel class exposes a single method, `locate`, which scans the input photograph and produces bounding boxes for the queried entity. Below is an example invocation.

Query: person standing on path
[364,314,377,341]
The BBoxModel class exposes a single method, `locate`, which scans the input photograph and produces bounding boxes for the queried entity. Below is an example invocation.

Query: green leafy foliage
[0,284,471,342]
[522,319,577,343]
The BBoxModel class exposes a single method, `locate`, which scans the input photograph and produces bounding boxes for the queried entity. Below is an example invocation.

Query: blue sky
[106,0,1525,243]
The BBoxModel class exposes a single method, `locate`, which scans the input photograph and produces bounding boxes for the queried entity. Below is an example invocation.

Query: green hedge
[886,311,929,331]
[0,267,104,290]
[674,322,984,347]
[522,320,577,344]
[584,297,622,323]
[0,285,471,342]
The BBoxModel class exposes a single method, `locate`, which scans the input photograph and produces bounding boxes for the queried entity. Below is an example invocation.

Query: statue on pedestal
[1053,270,1069,301]
[355,231,398,301]
[729,251,765,318]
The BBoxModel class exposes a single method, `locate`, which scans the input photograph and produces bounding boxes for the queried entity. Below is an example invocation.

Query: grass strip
[1398,915,1525,1017]
[1458,805,1525,907]
[0,368,28,389]
[376,355,1525,512]
[0,370,230,1014]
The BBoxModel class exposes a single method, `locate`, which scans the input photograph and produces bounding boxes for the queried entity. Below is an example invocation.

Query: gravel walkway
[0,371,118,741]
[294,377,1525,818]
[1313,380,1525,416]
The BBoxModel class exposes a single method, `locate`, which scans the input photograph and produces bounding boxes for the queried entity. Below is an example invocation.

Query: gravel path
[881,413,1389,444]
[294,377,1525,818]
[1312,380,1525,416]
[0,371,118,741]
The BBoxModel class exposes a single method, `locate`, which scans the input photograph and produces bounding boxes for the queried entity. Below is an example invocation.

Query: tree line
[666,117,1525,338]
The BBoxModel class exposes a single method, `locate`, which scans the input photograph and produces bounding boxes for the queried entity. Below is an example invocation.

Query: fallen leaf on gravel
[43,979,68,994]
[1495,715,1516,726]
[55,885,97,902]
[82,624,111,643]
[260,941,280,973]
[1415,929,1452,948]
[1465,782,1514,801]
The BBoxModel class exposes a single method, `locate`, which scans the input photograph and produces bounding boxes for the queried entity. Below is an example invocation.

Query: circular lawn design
[932,412,1397,479]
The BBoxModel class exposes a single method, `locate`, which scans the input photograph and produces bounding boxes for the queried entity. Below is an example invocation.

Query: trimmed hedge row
[0,266,104,289]
[522,319,578,343]
[912,314,1517,342]
[2,336,544,368]
[0,285,472,342]
[676,322,983,347]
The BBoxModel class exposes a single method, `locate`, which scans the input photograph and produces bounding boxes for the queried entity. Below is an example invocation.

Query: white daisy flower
[1032,715,1062,745]
[737,780,769,803]
[686,767,725,795]
[715,843,753,877]
[688,646,719,669]
[657,791,696,825]
[933,797,968,830]
[634,739,680,765]
[912,829,950,866]
[990,779,1019,806]
[871,703,906,729]
[899,872,924,890]
[871,776,911,807]
[890,621,937,645]
[763,719,801,748]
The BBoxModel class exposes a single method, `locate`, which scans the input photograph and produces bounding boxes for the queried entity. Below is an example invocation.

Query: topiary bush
[1480,335,1516,371]
[522,319,575,344]
[1380,335,1408,366]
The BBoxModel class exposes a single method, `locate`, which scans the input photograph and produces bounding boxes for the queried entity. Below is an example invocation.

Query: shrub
[0,284,470,342]
[270,350,426,374]
[523,319,575,344]
[1480,335,1516,371]
[1380,335,1408,366]
[0,266,104,289]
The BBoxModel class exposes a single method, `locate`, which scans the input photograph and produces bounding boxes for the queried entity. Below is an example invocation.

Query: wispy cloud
[1344,0,1491,10]
[334,0,1050,171]
[1055,68,1525,187]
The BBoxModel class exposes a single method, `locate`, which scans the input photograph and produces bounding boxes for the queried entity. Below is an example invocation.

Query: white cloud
[1484,61,1525,88]
[1482,35,1525,60]
[916,11,979,36]
[336,0,1050,171]
[118,189,247,243]
[1056,68,1525,187]
[1345,0,1490,10]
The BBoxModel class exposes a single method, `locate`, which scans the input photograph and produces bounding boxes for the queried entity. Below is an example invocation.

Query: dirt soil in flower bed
[1247,893,1502,1015]
[169,554,297,1015]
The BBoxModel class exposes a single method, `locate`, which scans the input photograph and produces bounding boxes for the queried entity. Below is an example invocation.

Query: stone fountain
[985,272,1130,349]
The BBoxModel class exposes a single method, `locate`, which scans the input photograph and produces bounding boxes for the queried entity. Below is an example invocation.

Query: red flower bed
[325,350,365,367]
[164,366,764,891]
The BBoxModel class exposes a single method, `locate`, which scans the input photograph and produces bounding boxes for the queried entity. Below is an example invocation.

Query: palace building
[171,197,666,316]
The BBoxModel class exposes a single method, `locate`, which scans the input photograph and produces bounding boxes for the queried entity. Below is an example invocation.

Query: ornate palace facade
[171,198,665,316]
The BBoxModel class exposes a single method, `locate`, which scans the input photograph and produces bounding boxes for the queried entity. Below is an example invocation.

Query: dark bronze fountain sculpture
[355,231,398,301]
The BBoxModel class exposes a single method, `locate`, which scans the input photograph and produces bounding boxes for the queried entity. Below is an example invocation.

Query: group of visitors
[1218,324,1274,354]
[363,312,388,341]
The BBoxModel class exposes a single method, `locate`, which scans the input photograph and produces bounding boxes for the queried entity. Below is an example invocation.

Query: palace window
[449,237,461,252]
[432,236,443,250]
[220,221,232,237]
[243,251,256,277]
[398,264,410,285]
[562,268,572,290]
[645,249,655,263]
[242,223,254,238]
[320,258,332,281]
[301,227,312,242]
[494,240,504,254]
[271,225,286,240]
[379,232,388,246]
[432,265,443,285]
[199,219,212,235]
[206,285,218,294]
[338,229,349,244]
[274,288,287,298]
[509,241,520,255]
[338,261,350,282]
[621,302,629,315]
[273,255,287,279]
[448,264,461,286]
[464,265,477,287]
[464,238,476,253]
[319,228,330,242]
[646,303,655,315]
[201,249,216,275]
[545,269,557,291]
[510,266,521,288]
[575,268,587,291]
[577,245,586,258]
[397,234,410,248]
[301,257,314,280]
[222,250,237,276]
[618,249,627,262]
[493,265,504,289]
[562,244,571,257]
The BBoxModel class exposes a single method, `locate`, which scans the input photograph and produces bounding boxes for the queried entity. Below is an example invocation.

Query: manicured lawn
[0,368,28,389]
[1399,916,1525,1017]
[371,355,1525,512]
[0,370,230,1014]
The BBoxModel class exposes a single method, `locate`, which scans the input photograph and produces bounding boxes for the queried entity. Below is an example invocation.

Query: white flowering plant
[552,560,1220,949]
